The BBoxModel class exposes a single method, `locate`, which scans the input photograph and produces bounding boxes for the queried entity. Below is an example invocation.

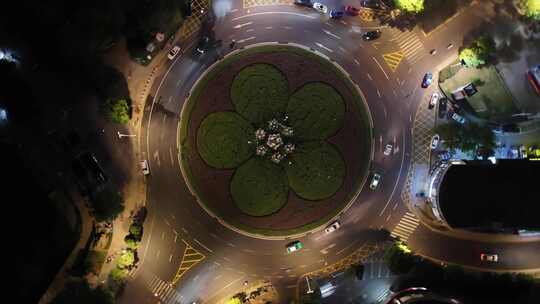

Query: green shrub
[106,98,130,124]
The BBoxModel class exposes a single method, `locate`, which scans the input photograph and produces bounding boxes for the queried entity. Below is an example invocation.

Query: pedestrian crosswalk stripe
[390,212,420,241]
[172,240,206,285]
[391,29,426,65]
[382,51,404,72]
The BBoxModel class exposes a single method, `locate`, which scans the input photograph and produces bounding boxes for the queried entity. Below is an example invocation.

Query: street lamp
[306,276,314,294]
[118,131,136,139]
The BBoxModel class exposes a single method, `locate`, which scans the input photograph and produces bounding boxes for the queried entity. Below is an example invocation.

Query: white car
[325,221,341,234]
[451,113,466,124]
[431,134,440,150]
[429,92,439,109]
[480,253,498,262]
[384,144,393,156]
[369,173,381,190]
[140,160,150,175]
[313,2,328,13]
[167,45,181,60]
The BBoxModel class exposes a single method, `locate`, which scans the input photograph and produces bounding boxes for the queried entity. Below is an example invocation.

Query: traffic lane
[410,225,540,270]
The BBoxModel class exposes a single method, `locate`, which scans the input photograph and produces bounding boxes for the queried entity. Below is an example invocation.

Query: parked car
[329,9,344,19]
[345,5,360,15]
[421,72,433,88]
[480,253,498,262]
[294,0,313,6]
[428,92,439,109]
[360,0,381,9]
[438,98,447,119]
[313,2,328,13]
[325,221,341,234]
[167,45,181,60]
[362,30,381,41]
[369,172,382,190]
[196,36,210,54]
[140,160,150,175]
[286,241,304,253]
[384,144,393,156]
[431,134,440,149]
[451,112,466,124]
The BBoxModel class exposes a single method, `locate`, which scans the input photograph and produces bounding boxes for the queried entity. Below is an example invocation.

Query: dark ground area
[3,143,79,303]
[439,159,540,231]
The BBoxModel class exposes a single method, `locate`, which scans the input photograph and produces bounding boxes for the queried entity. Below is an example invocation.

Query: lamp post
[118,131,136,139]
[306,276,314,294]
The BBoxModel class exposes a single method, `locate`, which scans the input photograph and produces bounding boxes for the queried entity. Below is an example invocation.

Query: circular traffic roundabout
[178,44,373,237]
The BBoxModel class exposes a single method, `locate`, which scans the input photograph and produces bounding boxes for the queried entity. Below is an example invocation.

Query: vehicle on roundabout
[430,134,440,150]
[167,45,181,60]
[294,0,313,6]
[196,36,210,54]
[369,172,382,190]
[325,221,341,234]
[345,5,360,15]
[329,9,344,19]
[429,92,439,109]
[313,2,328,13]
[421,72,433,88]
[384,144,393,156]
[140,160,150,175]
[286,241,304,253]
[480,253,498,262]
[362,30,381,41]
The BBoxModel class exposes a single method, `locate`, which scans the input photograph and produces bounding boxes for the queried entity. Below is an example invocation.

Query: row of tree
[433,121,496,156]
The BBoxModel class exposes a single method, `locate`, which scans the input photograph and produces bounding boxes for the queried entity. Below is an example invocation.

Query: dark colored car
[294,0,312,6]
[345,5,360,15]
[196,36,210,54]
[438,97,447,119]
[362,30,381,41]
[360,0,381,9]
[329,9,344,19]
[421,72,433,88]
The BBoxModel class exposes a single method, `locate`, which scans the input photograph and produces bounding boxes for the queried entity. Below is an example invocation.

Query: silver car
[370,173,381,190]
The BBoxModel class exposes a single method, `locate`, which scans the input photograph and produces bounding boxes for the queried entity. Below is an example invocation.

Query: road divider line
[366,73,373,80]
[233,21,253,29]
[372,57,390,80]
[322,29,341,40]
[237,36,256,43]
[315,42,333,53]
[194,238,213,253]
[232,11,315,21]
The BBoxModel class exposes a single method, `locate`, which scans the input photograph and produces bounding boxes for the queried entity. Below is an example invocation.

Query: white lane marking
[153,150,161,168]
[377,89,381,98]
[234,21,252,29]
[167,96,173,105]
[227,242,236,247]
[237,36,256,43]
[379,129,407,216]
[164,219,170,226]
[315,42,333,52]
[232,11,316,21]
[320,243,337,254]
[322,29,341,40]
[169,254,173,262]
[214,261,221,266]
[194,238,214,253]
[283,26,293,30]
[386,214,392,222]
[265,26,273,29]
[210,233,219,239]
[338,46,347,53]
[383,105,387,118]
[169,147,175,166]
[393,202,399,210]
[161,231,165,240]
[174,233,178,243]
[231,8,238,13]
[156,250,160,260]
[182,227,188,234]
[366,73,373,80]
[176,78,182,87]
[336,240,357,255]
[242,248,255,253]
[246,29,254,32]
[354,59,360,65]
[372,57,390,80]
[223,257,231,262]
[205,277,244,302]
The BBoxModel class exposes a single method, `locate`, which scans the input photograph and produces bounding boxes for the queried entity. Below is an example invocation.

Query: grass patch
[230,158,289,216]
[179,44,372,236]
[231,63,289,125]
[439,65,518,122]
[285,141,345,201]
[287,82,345,140]
[197,111,255,169]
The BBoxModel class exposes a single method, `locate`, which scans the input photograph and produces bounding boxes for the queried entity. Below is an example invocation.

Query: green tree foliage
[52,280,114,304]
[117,250,135,269]
[107,99,130,124]
[433,122,495,153]
[384,241,416,274]
[129,223,143,239]
[394,0,425,13]
[124,235,139,249]
[517,0,540,21]
[110,266,129,282]
[92,188,125,222]
[459,36,495,68]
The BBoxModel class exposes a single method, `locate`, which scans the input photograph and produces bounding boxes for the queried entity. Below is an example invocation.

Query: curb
[176,42,374,240]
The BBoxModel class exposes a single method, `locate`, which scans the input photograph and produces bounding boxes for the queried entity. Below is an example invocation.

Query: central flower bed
[179,45,372,236]
[197,63,346,216]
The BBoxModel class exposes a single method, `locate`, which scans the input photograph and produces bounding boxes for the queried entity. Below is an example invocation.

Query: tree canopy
[92,188,125,222]
[518,0,540,21]
[459,36,495,68]
[52,280,114,304]
[433,122,495,154]
[107,99,131,124]
[384,241,416,274]
[394,0,425,14]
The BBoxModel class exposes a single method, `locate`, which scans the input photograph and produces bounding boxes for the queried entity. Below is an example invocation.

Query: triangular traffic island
[172,240,206,285]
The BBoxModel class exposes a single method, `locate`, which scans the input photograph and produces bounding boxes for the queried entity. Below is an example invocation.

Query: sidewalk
[215,280,279,304]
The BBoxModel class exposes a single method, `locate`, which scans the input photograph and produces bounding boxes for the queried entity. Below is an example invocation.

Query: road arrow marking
[233,21,252,29]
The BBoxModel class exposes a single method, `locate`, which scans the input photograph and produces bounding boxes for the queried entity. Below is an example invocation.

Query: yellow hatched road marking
[382,51,404,72]
[172,240,206,285]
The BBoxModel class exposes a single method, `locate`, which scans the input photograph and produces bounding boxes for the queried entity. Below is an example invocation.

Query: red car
[345,5,360,16]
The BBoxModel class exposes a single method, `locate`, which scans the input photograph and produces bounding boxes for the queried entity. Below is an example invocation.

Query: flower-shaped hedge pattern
[197,63,346,216]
